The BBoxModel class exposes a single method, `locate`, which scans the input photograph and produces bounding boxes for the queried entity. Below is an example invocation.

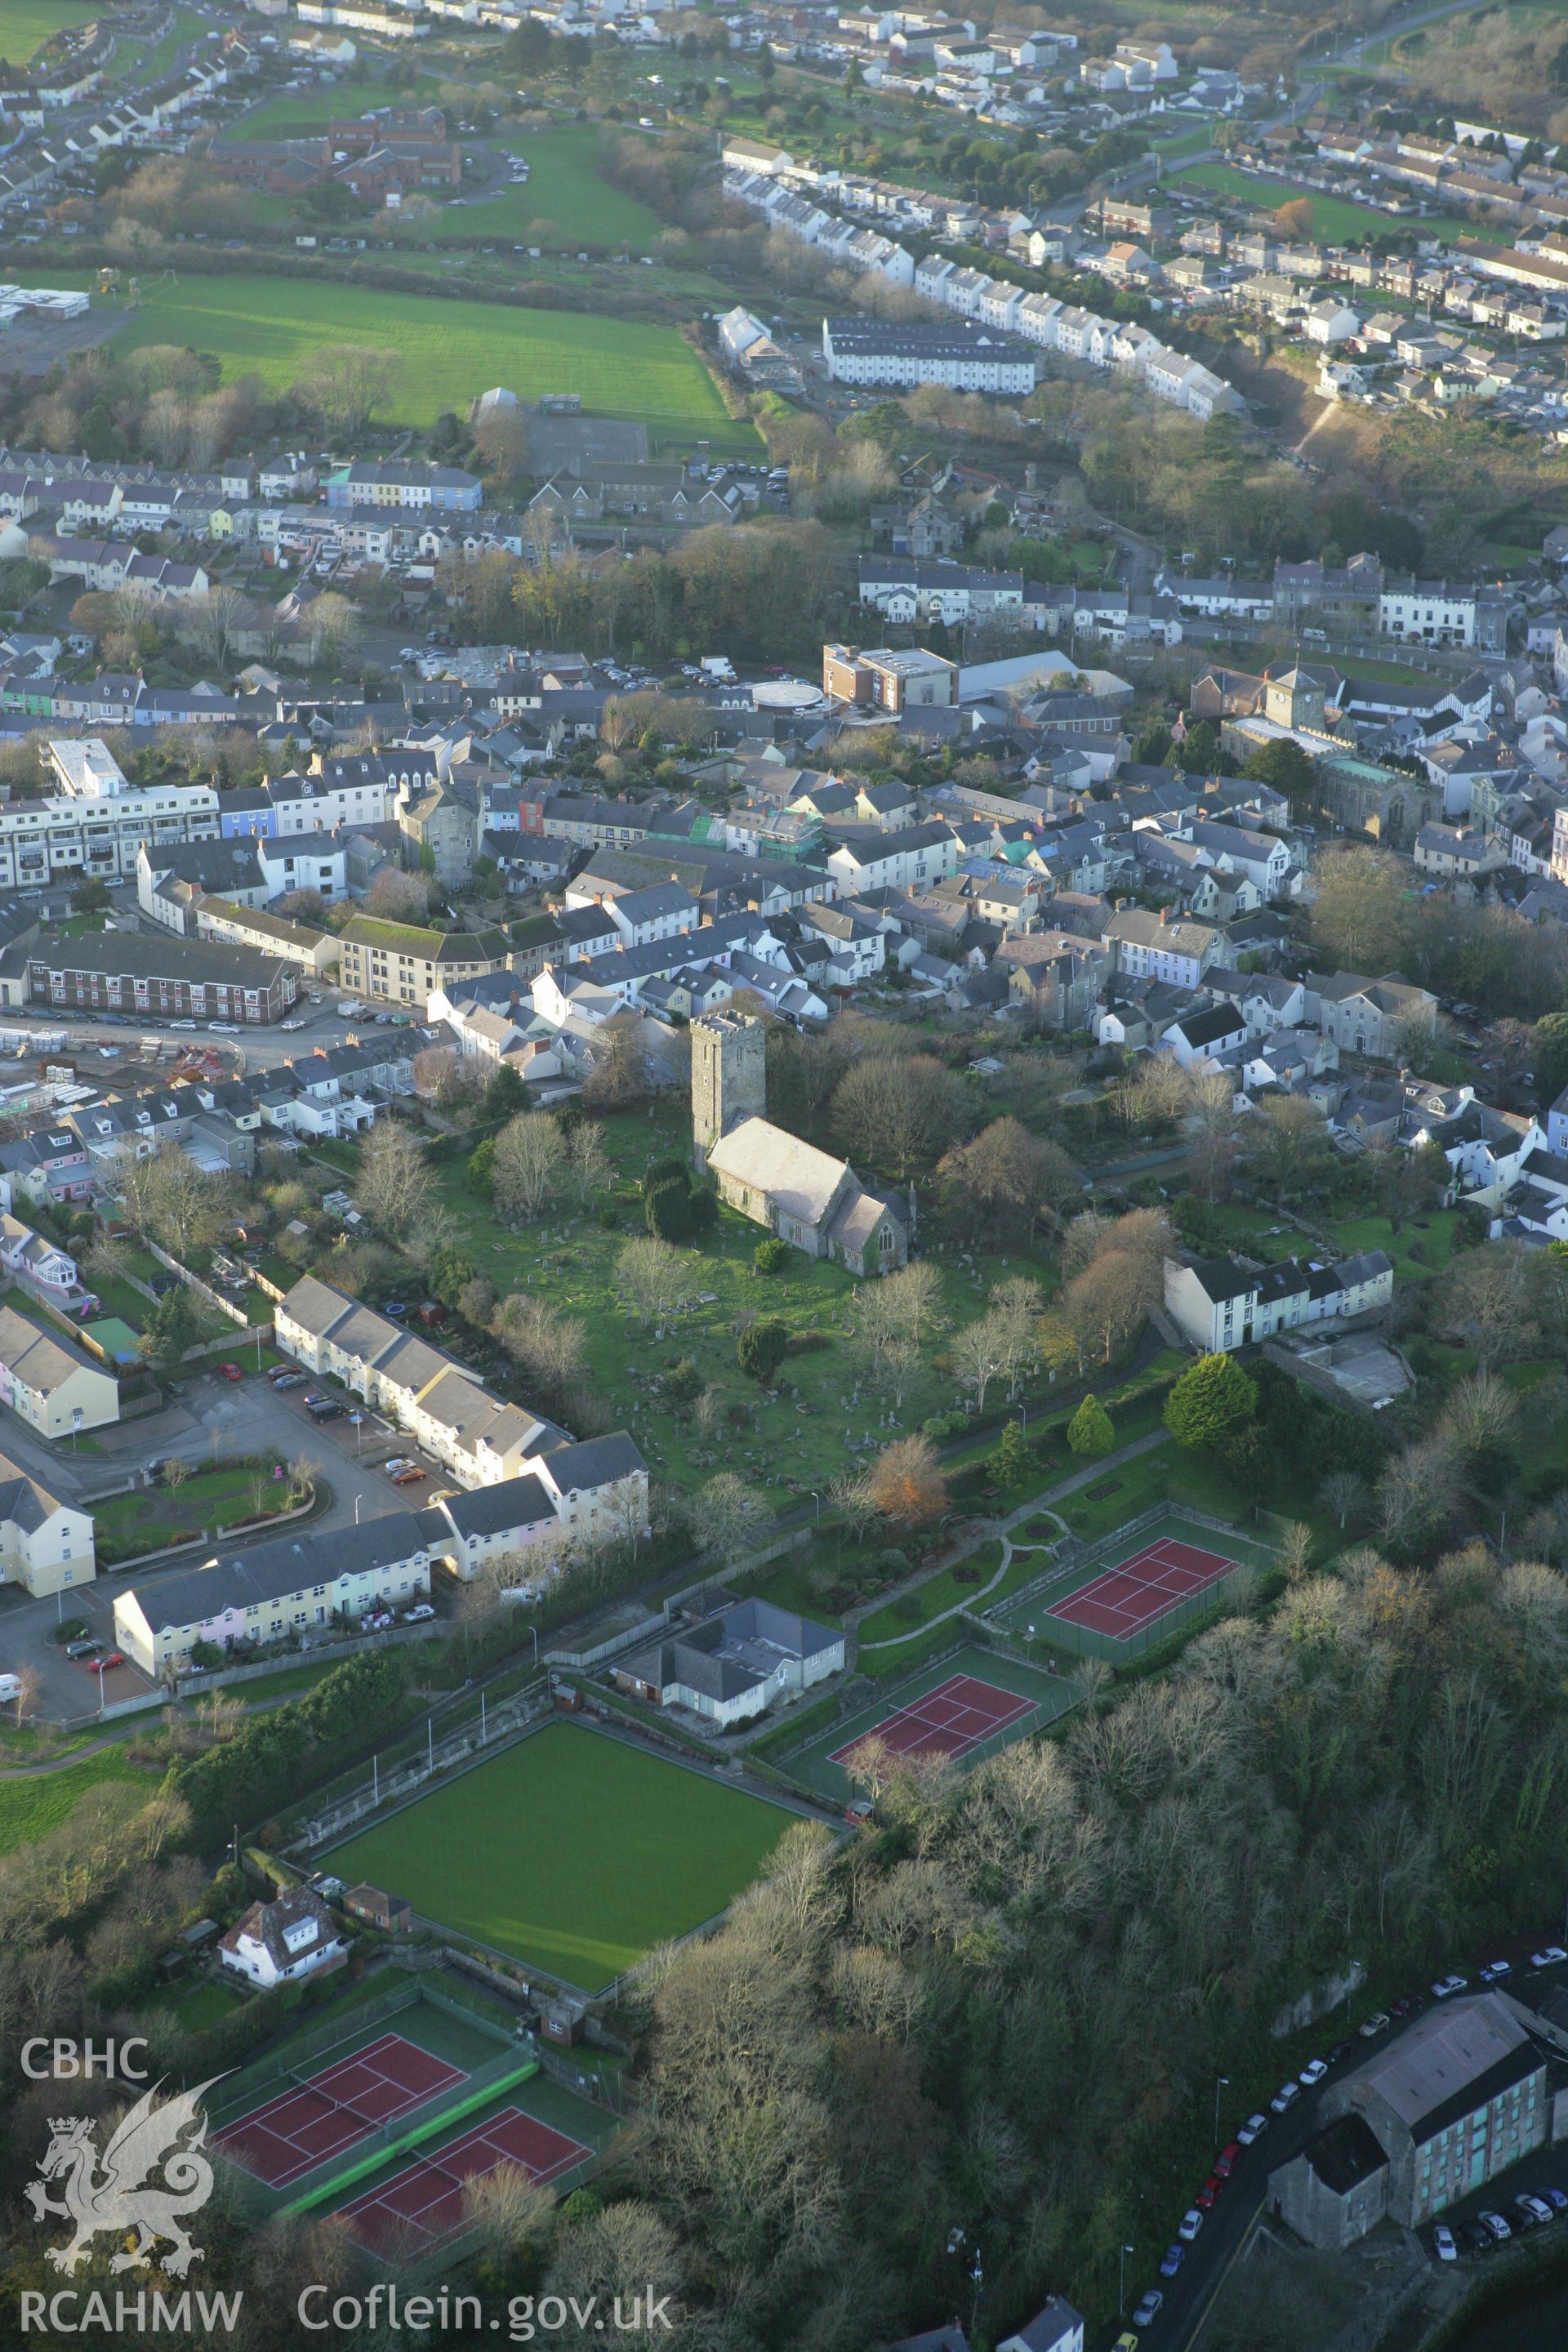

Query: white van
[0,1673,20,1704]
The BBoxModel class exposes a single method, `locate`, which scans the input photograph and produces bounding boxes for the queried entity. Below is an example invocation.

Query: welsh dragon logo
[24,2078,224,2277]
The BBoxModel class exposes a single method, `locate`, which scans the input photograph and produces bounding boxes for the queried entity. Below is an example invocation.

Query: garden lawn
[91,1460,290,1566]
[454,128,666,246]
[223,73,451,140]
[1330,1207,1459,1281]
[136,1976,243,2034]
[27,274,750,440]
[858,1539,1006,1647]
[324,1721,795,1990]
[0,0,95,65]
[1173,161,1479,247]
[0,1748,158,1857]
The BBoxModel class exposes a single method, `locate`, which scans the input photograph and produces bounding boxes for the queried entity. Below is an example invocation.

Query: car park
[1298,2059,1328,2087]
[1133,2293,1163,2328]
[1432,1975,1468,1999]
[1532,1946,1568,1969]
[1215,2142,1242,2178]
[1178,2209,1202,2242]
[1236,2114,1268,2145]
[1270,2082,1300,2115]
[1432,2223,1457,2262]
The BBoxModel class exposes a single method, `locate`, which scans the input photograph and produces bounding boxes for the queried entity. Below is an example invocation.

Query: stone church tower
[692,1009,766,1169]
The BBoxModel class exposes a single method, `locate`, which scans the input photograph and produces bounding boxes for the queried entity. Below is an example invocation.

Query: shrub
[754,1236,792,1276]
[737,1317,789,1384]
[893,1592,924,1623]
[1165,1352,1258,1454]
[645,1178,692,1241]
[785,1329,830,1355]
[1067,1393,1115,1459]
[688,1185,717,1233]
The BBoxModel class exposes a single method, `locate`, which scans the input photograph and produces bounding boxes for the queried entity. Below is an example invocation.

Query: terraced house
[336,916,510,1009]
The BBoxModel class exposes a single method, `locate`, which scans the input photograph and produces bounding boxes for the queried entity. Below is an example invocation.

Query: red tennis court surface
[216,2034,466,2189]
[341,2105,590,2252]
[1049,1534,1238,1642]
[828,1673,1034,1769]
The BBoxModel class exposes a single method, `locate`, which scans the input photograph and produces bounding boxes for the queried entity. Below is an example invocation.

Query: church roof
[706,1116,853,1228]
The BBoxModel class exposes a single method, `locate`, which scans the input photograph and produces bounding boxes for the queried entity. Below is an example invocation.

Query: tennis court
[779,1642,1076,1802]
[990,1511,1276,1661]
[829,1673,1034,1769]
[1050,1532,1238,1640]
[340,2105,590,2253]
[217,2033,466,2189]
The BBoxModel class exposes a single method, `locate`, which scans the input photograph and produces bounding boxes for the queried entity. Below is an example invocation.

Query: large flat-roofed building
[1270,1994,1550,2247]
[28,933,299,1024]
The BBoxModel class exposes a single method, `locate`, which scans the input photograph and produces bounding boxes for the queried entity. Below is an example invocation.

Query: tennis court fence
[986,1502,1279,1631]
[290,1679,551,1852]
[225,2039,538,2217]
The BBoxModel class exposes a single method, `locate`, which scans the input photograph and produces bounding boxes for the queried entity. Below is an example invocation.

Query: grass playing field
[324,1721,797,1991]
[0,0,95,65]
[29,273,751,441]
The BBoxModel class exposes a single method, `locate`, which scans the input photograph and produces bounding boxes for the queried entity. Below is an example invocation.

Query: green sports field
[28,273,751,441]
[325,1722,797,1992]
[1173,160,1486,249]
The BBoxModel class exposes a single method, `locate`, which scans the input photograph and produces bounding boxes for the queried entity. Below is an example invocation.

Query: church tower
[692,1010,766,1169]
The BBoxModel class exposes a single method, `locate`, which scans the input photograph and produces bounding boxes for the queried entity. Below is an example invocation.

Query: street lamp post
[1119,2243,1134,2315]
[1215,2074,1230,2143]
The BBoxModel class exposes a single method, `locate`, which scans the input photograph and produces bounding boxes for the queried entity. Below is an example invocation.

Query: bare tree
[296,344,399,439]
[617,1236,695,1331]
[1319,1468,1367,1530]
[11,1663,38,1728]
[686,1472,772,1563]
[354,1120,433,1239]
[490,1112,568,1220]
[492,1293,587,1392]
[565,1117,609,1204]
[937,1117,1079,1245]
[182,584,254,671]
[952,1312,1005,1414]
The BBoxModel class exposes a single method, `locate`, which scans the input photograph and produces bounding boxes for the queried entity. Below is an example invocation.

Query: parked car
[403,1602,435,1623]
[1114,2336,1138,2352]
[87,1652,124,1673]
[1532,1946,1568,1969]
[1359,2012,1391,2039]
[271,1372,305,1391]
[1215,2141,1242,2178]
[215,1362,243,1383]
[1515,2194,1552,2228]
[1432,2223,1457,2263]
[1196,2176,1222,2209]
[1459,2220,1494,2256]
[280,1018,306,1031]
[1543,2187,1568,2213]
[1133,2292,1163,2329]
[1479,2211,1512,2243]
[1432,1975,1468,2000]
[389,1465,426,1486]
[1298,2059,1328,2087]
[1270,2082,1300,2115]
[207,1022,240,1035]
[1479,1959,1512,1984]
[1159,2244,1185,2278]
[265,1363,296,1383]
[307,1400,345,1421]
[1178,2209,1202,2243]
[1390,1993,1421,2016]
[1236,2114,1268,2145]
